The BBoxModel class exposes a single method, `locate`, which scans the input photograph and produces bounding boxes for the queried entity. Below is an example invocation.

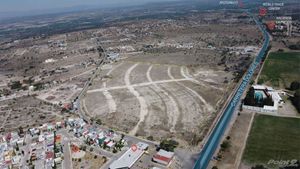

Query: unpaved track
[87,78,189,93]
[181,66,221,90]
[125,63,149,136]
[147,65,180,132]
[170,66,214,112]
[84,62,222,138]
[102,62,123,113]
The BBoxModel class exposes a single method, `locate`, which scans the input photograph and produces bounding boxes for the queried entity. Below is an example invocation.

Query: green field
[243,114,300,168]
[258,52,300,88]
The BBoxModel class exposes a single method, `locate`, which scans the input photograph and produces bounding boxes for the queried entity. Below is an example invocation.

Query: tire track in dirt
[147,65,180,132]
[181,66,221,91]
[171,66,214,112]
[126,63,149,136]
[102,62,123,113]
[87,78,188,93]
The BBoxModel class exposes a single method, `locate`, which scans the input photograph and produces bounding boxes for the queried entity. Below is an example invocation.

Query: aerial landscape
[0,0,299,169]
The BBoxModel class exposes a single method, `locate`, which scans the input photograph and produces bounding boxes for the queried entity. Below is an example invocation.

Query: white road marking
[147,65,180,132]
[126,63,149,136]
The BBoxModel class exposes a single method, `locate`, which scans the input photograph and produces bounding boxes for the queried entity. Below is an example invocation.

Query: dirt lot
[83,60,230,146]
[0,96,62,133]
[73,151,107,169]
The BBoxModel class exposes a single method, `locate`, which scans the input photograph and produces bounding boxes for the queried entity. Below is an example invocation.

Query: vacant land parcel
[242,114,300,168]
[259,52,300,88]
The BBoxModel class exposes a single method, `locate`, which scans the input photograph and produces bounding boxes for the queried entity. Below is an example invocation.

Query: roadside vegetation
[158,139,178,152]
[243,114,300,168]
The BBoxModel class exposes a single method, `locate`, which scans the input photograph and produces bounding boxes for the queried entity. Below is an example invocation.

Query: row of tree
[289,81,300,113]
[292,90,300,113]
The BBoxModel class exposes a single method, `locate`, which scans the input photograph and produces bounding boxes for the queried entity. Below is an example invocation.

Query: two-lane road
[193,13,270,169]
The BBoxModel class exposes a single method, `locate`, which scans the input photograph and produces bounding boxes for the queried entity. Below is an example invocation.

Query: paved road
[62,136,72,169]
[193,13,270,169]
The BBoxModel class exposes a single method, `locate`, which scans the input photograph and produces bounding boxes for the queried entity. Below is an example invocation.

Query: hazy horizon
[0,0,181,13]
[0,0,187,20]
[0,0,219,21]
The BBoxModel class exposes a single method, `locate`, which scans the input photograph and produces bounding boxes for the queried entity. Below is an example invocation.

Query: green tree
[263,96,274,106]
[290,81,300,91]
[220,140,230,151]
[159,139,178,152]
[251,165,267,169]
[96,119,102,125]
[244,87,256,106]
[10,81,22,90]
[147,136,154,141]
[292,89,300,113]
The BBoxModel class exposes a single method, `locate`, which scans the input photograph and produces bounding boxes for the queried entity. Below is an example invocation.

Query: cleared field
[83,60,229,145]
[259,52,300,88]
[78,12,262,148]
[0,96,62,133]
[243,114,300,168]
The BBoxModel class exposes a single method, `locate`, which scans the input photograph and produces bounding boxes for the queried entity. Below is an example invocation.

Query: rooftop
[109,142,148,169]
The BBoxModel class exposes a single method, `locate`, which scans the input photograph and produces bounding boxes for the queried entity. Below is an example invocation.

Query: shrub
[290,81,300,91]
[159,139,178,152]
[220,140,230,151]
[147,136,154,141]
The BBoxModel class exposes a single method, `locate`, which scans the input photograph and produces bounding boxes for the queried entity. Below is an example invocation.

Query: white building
[109,142,149,169]
[152,149,174,166]
[243,85,284,113]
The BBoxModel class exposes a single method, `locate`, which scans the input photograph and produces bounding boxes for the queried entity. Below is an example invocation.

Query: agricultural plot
[258,52,300,88]
[243,114,300,168]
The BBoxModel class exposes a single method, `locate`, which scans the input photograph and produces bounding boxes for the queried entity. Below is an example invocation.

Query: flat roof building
[109,142,148,169]
[152,149,174,166]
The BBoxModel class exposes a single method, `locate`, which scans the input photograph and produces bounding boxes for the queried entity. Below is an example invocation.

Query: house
[107,141,115,149]
[152,149,174,166]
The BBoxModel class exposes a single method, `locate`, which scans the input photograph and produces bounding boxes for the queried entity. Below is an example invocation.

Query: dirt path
[181,66,221,90]
[126,63,149,136]
[147,65,180,132]
[102,62,123,113]
[69,67,94,81]
[87,78,189,93]
[0,110,11,128]
[236,112,255,168]
[170,66,213,112]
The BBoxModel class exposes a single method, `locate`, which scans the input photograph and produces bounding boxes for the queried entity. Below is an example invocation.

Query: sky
[0,0,175,13]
